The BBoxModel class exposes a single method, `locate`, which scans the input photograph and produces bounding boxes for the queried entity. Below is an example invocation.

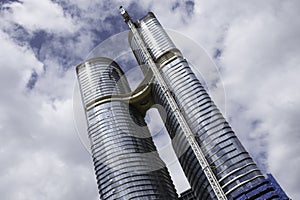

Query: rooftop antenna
[119,6,132,23]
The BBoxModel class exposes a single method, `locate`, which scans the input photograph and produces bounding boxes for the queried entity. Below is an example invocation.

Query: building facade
[179,189,197,200]
[76,8,290,200]
[76,58,178,199]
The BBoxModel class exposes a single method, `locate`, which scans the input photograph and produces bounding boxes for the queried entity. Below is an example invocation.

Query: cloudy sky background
[0,0,299,199]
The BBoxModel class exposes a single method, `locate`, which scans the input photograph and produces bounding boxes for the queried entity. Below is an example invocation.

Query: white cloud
[0,30,43,89]
[217,1,300,198]
[0,0,299,199]
[2,0,77,34]
[0,6,98,199]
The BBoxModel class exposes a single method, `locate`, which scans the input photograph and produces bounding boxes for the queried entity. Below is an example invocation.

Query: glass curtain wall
[76,57,178,199]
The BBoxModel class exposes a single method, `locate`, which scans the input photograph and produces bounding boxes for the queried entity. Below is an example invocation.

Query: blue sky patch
[26,70,38,90]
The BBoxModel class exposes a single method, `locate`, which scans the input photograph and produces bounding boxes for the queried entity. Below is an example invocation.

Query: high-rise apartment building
[76,7,289,200]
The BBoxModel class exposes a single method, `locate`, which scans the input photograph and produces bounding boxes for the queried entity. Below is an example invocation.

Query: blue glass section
[232,174,290,200]
[267,174,290,199]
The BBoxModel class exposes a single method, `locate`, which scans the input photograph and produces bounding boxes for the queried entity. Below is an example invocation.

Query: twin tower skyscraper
[76,7,289,200]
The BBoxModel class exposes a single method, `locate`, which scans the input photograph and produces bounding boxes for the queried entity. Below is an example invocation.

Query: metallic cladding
[152,57,265,199]
[76,57,178,199]
[135,12,288,200]
[75,10,290,200]
[137,12,177,61]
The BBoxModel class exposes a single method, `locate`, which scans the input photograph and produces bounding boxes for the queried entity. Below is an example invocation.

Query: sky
[0,0,299,199]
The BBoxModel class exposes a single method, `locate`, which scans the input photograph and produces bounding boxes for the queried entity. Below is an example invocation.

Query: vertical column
[76,57,178,199]
[153,57,266,199]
